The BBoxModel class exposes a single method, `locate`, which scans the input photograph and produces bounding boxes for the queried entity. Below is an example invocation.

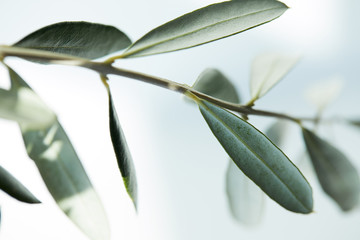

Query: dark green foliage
[303,128,360,211]
[192,68,264,223]
[0,165,40,204]
[2,0,356,238]
[15,21,132,59]
[198,99,313,213]
[107,86,138,209]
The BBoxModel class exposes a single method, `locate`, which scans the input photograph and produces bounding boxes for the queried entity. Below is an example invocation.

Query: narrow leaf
[106,85,137,209]
[226,160,264,224]
[250,53,300,103]
[192,69,265,222]
[192,71,265,222]
[197,99,313,213]
[122,0,288,58]
[302,128,360,211]
[192,68,240,103]
[0,165,40,204]
[21,123,111,239]
[0,69,56,130]
[14,21,132,59]
[8,67,110,240]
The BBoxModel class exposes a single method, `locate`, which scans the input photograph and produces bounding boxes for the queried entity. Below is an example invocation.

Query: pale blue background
[0,0,360,239]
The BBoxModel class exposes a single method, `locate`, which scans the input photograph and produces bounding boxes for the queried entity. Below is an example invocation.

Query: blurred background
[1,0,360,239]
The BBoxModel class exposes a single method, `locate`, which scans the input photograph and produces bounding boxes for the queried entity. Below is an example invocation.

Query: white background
[1,0,360,239]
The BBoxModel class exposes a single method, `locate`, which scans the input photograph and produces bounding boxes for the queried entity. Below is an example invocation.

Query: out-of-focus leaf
[192,68,240,103]
[265,120,289,147]
[347,119,360,130]
[122,0,288,58]
[249,53,300,104]
[305,77,343,112]
[8,67,110,240]
[21,123,111,239]
[196,99,313,213]
[348,120,360,128]
[226,160,264,224]
[0,165,40,204]
[0,69,56,130]
[14,21,132,59]
[302,128,360,211]
[106,84,137,209]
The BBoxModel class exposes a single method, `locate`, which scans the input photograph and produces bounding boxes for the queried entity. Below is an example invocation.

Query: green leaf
[249,53,300,104]
[0,69,56,130]
[197,99,313,213]
[192,68,240,103]
[192,69,265,222]
[223,112,302,217]
[8,67,110,240]
[14,21,132,59]
[122,0,288,58]
[0,165,41,204]
[191,71,265,222]
[107,86,138,209]
[226,160,264,224]
[302,128,360,211]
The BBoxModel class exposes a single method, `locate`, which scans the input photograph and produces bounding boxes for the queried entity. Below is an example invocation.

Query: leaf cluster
[0,0,358,239]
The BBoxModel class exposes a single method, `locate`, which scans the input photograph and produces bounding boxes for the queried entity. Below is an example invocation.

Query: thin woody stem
[0,45,304,124]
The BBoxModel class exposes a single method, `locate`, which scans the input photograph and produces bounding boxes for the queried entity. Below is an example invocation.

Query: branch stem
[0,45,304,124]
